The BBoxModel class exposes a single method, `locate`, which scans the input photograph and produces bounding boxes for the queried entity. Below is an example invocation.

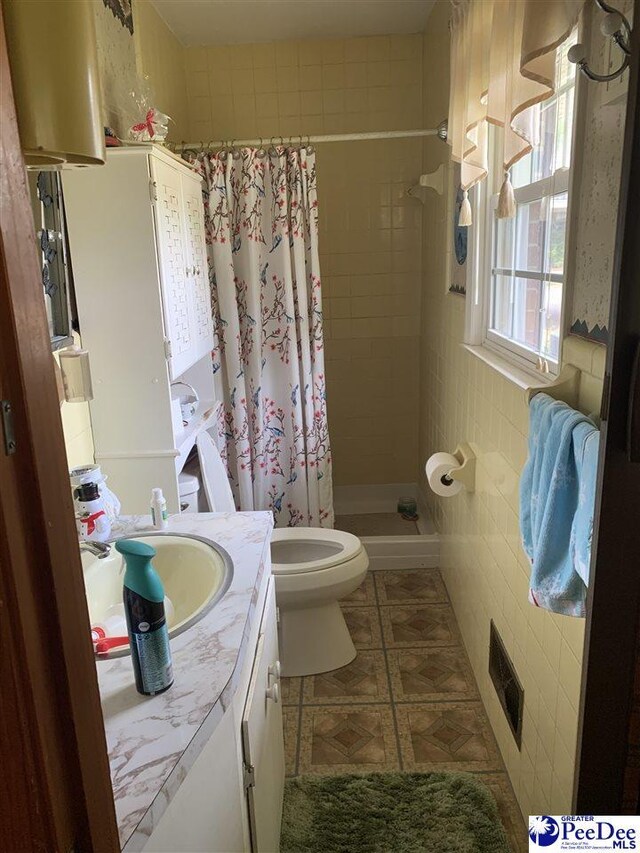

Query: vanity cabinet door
[241,580,285,853]
[150,156,197,380]
[181,174,214,364]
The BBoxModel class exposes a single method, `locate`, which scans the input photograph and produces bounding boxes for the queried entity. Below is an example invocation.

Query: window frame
[467,34,582,380]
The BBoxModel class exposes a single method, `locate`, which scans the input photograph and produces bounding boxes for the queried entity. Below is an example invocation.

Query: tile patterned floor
[281,568,527,853]
[335,512,421,537]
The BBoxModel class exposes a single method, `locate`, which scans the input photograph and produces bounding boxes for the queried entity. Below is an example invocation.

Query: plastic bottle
[116,539,173,696]
[74,481,111,542]
[151,487,168,530]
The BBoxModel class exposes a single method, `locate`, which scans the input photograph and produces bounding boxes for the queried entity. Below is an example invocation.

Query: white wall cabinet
[144,578,285,853]
[63,145,216,514]
[150,155,213,379]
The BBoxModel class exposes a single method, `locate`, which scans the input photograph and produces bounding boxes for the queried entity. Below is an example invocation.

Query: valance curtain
[194,147,334,529]
[448,0,583,216]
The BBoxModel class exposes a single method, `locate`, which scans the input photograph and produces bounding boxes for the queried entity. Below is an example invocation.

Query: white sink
[82,533,233,658]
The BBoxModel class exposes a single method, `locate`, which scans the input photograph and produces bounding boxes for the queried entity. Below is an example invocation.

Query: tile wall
[418,2,606,819]
[184,35,426,484]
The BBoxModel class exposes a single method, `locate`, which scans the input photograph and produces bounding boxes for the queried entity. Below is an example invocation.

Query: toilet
[196,432,369,676]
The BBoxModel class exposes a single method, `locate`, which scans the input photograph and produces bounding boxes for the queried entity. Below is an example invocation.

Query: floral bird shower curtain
[194,147,334,528]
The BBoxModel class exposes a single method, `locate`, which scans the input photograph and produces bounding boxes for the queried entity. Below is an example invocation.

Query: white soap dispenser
[151,487,168,530]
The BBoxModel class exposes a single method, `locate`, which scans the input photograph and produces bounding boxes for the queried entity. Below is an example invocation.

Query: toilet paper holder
[443,443,476,493]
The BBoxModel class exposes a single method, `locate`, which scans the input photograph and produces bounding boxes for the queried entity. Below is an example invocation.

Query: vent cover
[489,620,524,749]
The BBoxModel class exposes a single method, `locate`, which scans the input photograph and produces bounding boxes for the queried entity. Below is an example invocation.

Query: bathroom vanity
[90,511,283,852]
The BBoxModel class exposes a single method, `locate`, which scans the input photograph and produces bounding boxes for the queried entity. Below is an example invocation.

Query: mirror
[28,171,75,350]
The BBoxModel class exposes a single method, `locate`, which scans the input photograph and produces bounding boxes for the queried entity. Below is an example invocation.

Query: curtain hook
[257,136,266,158]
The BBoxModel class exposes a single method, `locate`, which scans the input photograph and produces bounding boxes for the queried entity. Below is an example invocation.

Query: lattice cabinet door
[150,156,196,379]
[181,174,214,365]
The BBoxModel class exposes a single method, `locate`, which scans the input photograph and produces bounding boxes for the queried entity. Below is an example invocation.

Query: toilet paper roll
[426,452,463,497]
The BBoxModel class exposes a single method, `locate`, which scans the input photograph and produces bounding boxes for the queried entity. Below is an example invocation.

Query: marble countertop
[93,511,273,850]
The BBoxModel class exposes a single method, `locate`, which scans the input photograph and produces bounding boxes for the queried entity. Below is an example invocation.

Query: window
[479,35,578,374]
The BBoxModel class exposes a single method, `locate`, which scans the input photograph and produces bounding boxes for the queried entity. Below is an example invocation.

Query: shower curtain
[194,147,334,528]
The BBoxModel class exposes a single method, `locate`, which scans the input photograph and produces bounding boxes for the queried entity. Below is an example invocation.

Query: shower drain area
[335,513,421,537]
[333,483,440,570]
[489,620,524,748]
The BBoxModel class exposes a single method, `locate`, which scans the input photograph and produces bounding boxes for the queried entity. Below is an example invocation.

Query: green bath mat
[280,772,511,853]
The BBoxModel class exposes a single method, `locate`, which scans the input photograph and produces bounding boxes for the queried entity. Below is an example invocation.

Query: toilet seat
[271,528,363,574]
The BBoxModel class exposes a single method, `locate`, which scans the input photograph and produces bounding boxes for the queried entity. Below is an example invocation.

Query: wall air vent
[489,620,524,749]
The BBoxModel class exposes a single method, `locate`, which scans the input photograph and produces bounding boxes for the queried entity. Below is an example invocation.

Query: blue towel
[520,393,600,617]
[570,421,600,587]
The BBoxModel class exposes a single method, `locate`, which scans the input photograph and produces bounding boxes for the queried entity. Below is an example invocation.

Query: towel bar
[524,364,580,408]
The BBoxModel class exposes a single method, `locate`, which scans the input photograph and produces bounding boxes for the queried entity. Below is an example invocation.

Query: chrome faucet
[79,541,111,559]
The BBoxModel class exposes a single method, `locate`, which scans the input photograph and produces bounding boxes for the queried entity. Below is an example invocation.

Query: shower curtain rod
[173,122,448,151]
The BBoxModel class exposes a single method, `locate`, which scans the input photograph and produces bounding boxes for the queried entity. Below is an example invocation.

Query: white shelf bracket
[524,364,580,408]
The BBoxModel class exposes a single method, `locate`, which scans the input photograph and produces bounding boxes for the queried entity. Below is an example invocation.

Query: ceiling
[150,0,436,46]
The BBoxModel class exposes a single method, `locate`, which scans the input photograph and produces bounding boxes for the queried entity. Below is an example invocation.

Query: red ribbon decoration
[132,109,155,138]
[80,509,106,536]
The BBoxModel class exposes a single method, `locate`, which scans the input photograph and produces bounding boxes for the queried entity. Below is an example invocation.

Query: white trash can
[178,468,200,513]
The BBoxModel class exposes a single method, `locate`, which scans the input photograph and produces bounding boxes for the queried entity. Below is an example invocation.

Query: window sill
[462,344,553,391]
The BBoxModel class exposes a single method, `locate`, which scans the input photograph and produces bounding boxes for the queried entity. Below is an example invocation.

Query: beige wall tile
[185,32,423,489]
[252,42,276,68]
[229,44,253,69]
[231,67,255,95]
[300,65,322,91]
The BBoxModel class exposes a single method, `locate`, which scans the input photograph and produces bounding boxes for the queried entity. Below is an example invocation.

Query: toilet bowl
[195,431,369,677]
[271,528,369,676]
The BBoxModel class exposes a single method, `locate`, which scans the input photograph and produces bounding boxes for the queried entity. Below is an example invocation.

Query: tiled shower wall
[418,2,608,819]
[184,36,425,485]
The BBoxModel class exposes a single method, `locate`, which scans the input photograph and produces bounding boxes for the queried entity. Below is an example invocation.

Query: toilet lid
[270,527,363,574]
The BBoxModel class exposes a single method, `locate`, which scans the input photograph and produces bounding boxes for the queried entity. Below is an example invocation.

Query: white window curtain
[448,0,583,220]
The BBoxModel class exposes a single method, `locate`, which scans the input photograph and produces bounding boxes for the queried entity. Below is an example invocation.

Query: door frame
[0,6,119,850]
[574,0,640,814]
[2,0,640,840]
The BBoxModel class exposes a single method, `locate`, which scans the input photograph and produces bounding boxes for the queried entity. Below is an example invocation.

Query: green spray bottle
[116,539,173,696]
